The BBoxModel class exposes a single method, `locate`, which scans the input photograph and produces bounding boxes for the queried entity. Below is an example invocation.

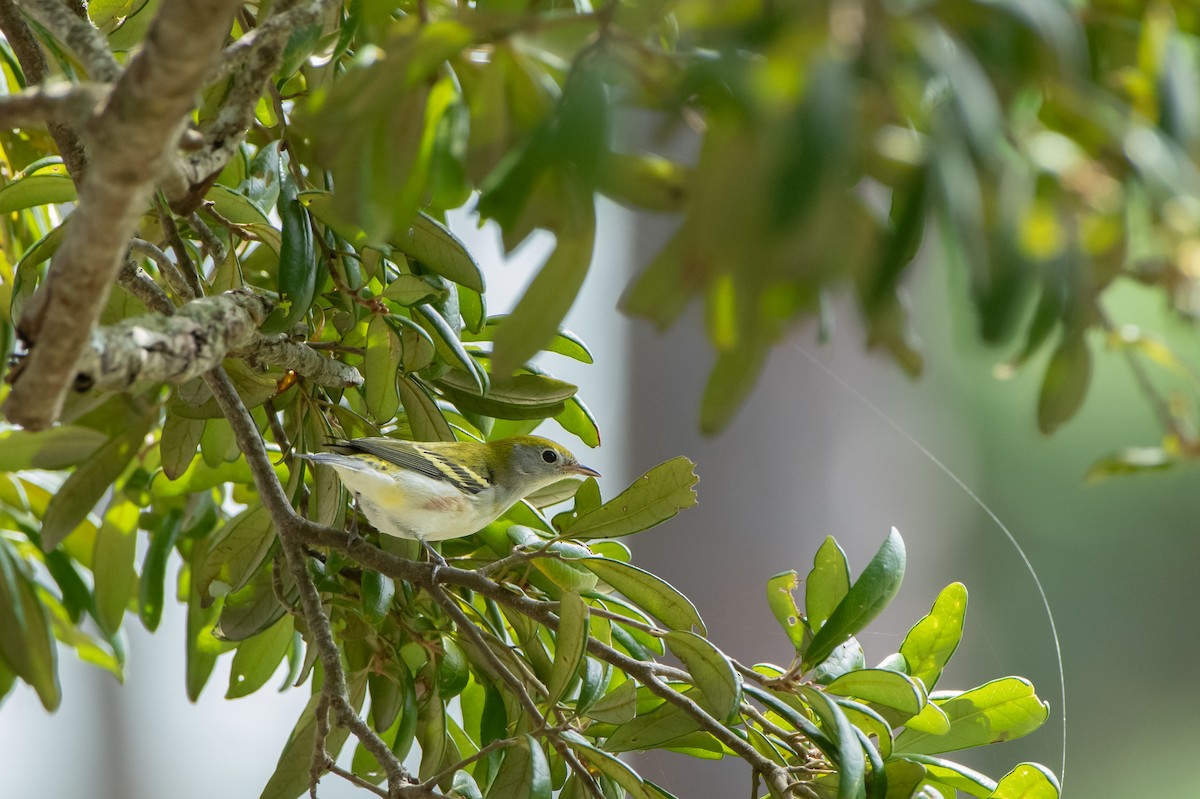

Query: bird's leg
[347,494,363,544]
[419,537,447,584]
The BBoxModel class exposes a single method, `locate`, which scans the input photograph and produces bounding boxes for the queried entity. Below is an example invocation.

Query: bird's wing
[330,438,493,496]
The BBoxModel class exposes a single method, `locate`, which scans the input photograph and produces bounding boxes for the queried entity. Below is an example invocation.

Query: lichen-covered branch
[2,0,243,430]
[173,0,339,212]
[235,334,364,389]
[0,81,109,129]
[72,289,271,392]
[16,0,122,81]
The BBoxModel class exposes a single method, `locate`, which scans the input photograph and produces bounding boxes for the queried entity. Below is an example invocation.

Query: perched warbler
[298,436,599,542]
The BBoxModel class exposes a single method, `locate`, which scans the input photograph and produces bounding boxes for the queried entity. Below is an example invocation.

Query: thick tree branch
[3,0,243,429]
[72,289,271,392]
[206,0,337,85]
[0,81,108,129]
[16,0,122,81]
[0,0,88,180]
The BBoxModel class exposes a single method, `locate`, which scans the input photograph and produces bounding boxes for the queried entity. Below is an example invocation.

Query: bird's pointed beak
[570,462,601,478]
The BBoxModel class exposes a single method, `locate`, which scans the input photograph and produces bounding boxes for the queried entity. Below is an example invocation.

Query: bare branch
[16,0,122,81]
[0,81,108,129]
[117,258,175,316]
[3,0,245,429]
[0,0,88,180]
[129,237,192,299]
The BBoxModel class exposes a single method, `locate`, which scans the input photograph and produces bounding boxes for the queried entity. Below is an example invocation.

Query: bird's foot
[420,538,447,584]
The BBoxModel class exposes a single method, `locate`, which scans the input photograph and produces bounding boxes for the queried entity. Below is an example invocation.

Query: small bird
[297,435,600,544]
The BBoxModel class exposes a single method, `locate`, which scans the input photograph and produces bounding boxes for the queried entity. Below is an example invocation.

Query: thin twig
[117,258,175,315]
[129,237,191,299]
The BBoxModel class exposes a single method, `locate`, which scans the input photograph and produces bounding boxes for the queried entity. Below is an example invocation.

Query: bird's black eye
[541,449,558,464]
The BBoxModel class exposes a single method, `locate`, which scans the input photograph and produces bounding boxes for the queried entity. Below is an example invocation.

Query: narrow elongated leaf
[565,457,697,539]
[548,591,589,707]
[666,631,740,723]
[393,212,485,292]
[765,570,810,652]
[92,498,141,636]
[364,314,402,423]
[262,173,317,333]
[486,734,550,799]
[894,677,1049,755]
[464,319,594,363]
[900,582,967,691]
[41,415,152,551]
[581,558,704,634]
[803,529,905,671]
[0,545,60,710]
[196,505,275,606]
[227,615,295,699]
[490,176,596,376]
[0,426,106,471]
[0,172,75,212]
[1037,333,1091,434]
[436,369,574,420]
[139,509,184,631]
[807,536,851,631]
[799,686,865,799]
[825,669,925,716]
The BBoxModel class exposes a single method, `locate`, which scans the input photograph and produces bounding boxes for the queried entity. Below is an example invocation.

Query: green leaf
[585,674,636,724]
[227,615,295,699]
[361,570,395,621]
[564,457,698,539]
[548,591,589,707]
[900,582,967,691]
[882,759,927,799]
[619,230,696,331]
[581,558,705,634]
[898,755,996,798]
[159,414,205,480]
[1037,332,1091,434]
[666,631,740,723]
[807,536,851,631]
[0,544,60,710]
[435,369,575,420]
[393,212,485,292]
[397,375,454,442]
[1085,447,1173,482]
[765,570,811,652]
[486,734,550,799]
[799,686,865,799]
[0,172,75,213]
[92,497,141,637]
[464,318,594,363]
[894,677,1049,755]
[206,183,272,225]
[381,273,445,306]
[261,171,317,333]
[41,414,152,551]
[602,688,704,752]
[803,528,906,671]
[0,425,106,470]
[196,505,275,606]
[988,763,1059,799]
[490,175,596,376]
[824,669,925,716]
[364,314,402,423]
[563,730,673,799]
[903,700,950,735]
[554,395,601,448]
[138,508,182,631]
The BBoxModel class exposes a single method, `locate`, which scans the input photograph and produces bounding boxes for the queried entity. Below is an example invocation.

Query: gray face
[511,443,570,480]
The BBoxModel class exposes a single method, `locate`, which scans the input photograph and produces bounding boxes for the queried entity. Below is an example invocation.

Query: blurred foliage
[6,0,1191,796]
